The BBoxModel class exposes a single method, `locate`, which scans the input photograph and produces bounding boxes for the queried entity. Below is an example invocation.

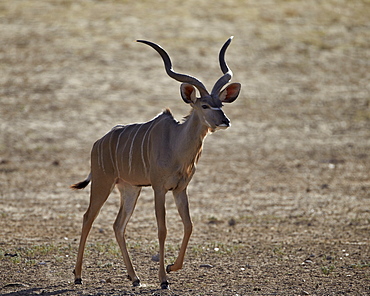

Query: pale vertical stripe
[120,126,136,175]
[108,132,116,170]
[140,120,157,175]
[98,138,106,174]
[115,126,128,178]
[128,124,144,174]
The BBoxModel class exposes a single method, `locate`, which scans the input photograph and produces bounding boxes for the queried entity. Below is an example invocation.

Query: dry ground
[0,0,369,295]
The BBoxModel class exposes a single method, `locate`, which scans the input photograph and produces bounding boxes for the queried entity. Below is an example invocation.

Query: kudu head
[137,37,241,132]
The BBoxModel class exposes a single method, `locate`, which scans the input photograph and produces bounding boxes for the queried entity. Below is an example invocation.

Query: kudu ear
[180,83,197,104]
[219,83,241,103]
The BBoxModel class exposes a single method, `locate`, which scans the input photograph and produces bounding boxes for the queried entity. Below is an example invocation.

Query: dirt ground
[0,0,369,295]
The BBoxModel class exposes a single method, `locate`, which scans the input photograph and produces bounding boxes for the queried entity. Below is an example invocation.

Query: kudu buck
[71,37,241,289]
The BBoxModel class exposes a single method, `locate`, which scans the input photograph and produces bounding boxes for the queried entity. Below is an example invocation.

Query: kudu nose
[218,117,230,128]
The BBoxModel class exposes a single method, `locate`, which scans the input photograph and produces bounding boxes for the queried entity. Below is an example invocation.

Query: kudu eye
[201,105,210,109]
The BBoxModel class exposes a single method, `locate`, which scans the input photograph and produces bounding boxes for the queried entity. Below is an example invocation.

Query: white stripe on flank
[140,120,156,175]
[120,125,136,176]
[108,132,115,171]
[129,124,144,174]
[98,137,106,174]
[115,126,127,178]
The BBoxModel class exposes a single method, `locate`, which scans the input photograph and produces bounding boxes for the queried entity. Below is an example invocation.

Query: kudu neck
[176,109,209,155]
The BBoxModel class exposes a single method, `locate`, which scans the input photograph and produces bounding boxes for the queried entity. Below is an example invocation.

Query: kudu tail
[70,173,91,190]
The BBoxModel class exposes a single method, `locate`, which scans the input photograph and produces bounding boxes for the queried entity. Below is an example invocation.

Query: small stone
[321,184,329,189]
[4,253,18,257]
[151,254,160,262]
[199,264,213,268]
[0,159,9,165]
[3,283,29,288]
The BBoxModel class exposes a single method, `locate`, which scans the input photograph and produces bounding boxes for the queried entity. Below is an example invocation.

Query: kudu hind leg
[113,183,141,287]
[167,189,193,273]
[154,188,169,289]
[74,178,114,284]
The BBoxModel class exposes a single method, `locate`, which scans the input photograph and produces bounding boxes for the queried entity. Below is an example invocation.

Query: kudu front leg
[154,189,169,289]
[166,188,193,273]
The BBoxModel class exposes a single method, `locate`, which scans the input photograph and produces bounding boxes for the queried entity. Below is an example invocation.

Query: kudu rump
[71,37,241,289]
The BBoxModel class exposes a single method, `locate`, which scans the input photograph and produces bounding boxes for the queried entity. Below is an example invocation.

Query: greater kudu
[71,37,241,289]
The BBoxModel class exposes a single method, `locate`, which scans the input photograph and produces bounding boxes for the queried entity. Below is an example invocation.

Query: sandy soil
[0,0,369,295]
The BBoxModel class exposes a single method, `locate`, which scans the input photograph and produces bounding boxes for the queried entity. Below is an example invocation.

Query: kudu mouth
[137,37,234,99]
[215,124,230,130]
[215,117,231,130]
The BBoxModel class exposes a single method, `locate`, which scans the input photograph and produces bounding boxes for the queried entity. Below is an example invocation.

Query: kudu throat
[175,110,209,178]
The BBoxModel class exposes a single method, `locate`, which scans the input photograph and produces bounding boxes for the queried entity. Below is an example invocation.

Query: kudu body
[71,37,241,289]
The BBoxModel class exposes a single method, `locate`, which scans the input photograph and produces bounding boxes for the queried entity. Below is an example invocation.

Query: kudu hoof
[166,264,173,273]
[160,281,170,290]
[127,275,141,287]
[73,269,82,284]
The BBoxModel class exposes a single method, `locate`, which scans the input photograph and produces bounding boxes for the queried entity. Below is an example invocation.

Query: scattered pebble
[199,264,213,268]
[151,254,160,262]
[5,253,18,257]
[228,218,236,226]
[3,283,29,288]
[0,159,9,165]
[321,184,329,189]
